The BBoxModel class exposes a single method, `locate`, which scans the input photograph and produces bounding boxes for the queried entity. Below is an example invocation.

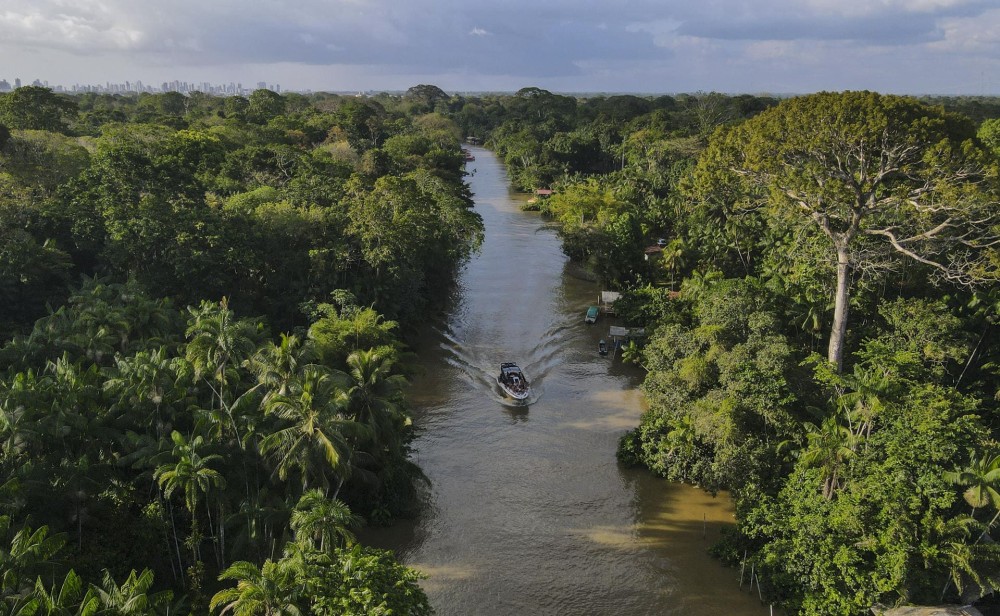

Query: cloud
[0,0,998,92]
[673,0,993,44]
[801,0,981,18]
[928,7,1000,54]
[678,14,942,45]
[0,1,145,51]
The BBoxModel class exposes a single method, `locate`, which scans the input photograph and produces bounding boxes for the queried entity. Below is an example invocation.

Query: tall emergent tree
[0,86,78,133]
[693,91,999,370]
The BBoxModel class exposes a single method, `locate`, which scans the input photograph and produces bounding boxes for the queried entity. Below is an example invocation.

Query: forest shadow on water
[627,477,776,614]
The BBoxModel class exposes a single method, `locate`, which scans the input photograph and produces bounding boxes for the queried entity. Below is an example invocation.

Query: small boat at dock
[598,340,608,356]
[585,306,599,324]
[497,362,530,400]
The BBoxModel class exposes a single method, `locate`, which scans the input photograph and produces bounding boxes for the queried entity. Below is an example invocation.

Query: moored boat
[585,306,599,324]
[598,340,608,356]
[497,362,530,400]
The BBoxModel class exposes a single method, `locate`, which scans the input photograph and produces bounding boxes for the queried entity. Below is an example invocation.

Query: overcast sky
[2,0,998,94]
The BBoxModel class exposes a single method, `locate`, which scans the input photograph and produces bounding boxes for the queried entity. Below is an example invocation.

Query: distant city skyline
[0,77,283,96]
[2,1,999,95]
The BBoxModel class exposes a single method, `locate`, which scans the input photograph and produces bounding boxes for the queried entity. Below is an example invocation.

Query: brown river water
[363,146,769,615]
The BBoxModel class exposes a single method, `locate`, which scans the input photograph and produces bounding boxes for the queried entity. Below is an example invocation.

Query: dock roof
[872,606,983,616]
[609,326,646,338]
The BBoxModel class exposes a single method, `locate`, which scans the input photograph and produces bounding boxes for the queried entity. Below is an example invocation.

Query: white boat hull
[497,377,530,400]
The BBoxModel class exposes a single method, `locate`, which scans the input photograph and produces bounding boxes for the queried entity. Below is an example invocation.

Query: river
[365,146,768,615]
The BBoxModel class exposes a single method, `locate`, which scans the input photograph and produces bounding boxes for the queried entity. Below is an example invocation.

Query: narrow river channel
[365,147,768,615]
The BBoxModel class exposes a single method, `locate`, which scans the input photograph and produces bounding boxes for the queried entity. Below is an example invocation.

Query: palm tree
[71,296,128,365]
[103,347,179,436]
[30,570,97,616]
[944,452,1000,522]
[2,593,40,616]
[620,340,642,366]
[679,269,723,305]
[155,431,226,564]
[39,355,95,456]
[260,367,365,495]
[0,518,66,599]
[289,490,361,553]
[209,560,301,616]
[118,287,177,349]
[155,431,226,518]
[91,569,171,615]
[837,363,897,447]
[344,349,406,450]
[660,238,686,290]
[249,334,312,401]
[799,414,856,500]
[0,372,43,459]
[185,298,258,411]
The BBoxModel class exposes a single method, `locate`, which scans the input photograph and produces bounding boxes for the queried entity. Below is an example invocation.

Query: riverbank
[364,146,768,615]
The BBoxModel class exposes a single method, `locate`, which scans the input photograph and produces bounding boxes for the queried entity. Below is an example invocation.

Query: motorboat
[585,306,599,324]
[598,340,608,356]
[497,362,530,400]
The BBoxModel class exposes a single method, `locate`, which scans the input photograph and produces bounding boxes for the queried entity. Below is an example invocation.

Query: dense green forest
[455,88,1000,614]
[1,83,998,614]
[0,85,481,614]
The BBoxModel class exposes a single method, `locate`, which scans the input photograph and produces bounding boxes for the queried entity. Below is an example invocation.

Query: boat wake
[430,312,578,407]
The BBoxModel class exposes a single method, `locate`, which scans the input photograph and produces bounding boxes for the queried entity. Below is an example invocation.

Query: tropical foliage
[463,87,1000,613]
[2,83,1000,614]
[0,86,485,614]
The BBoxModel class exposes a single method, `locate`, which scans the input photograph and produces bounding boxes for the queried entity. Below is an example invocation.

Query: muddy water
[365,147,767,615]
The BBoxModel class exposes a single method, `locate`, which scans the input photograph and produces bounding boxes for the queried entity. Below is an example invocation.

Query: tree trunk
[219,501,226,569]
[167,499,185,586]
[206,502,221,569]
[828,248,851,372]
[331,475,345,501]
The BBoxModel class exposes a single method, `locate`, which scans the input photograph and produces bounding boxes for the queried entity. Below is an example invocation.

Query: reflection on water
[363,147,767,615]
